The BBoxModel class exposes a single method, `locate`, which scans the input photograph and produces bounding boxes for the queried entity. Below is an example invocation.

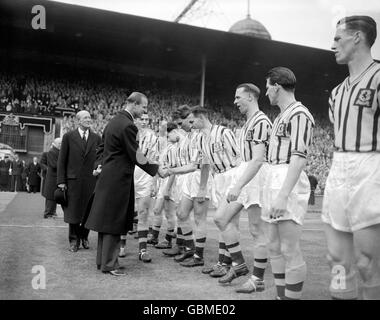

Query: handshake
[157,165,171,179]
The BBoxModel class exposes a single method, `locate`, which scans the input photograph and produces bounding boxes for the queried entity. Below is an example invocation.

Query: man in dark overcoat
[85,92,164,276]
[57,110,102,252]
[10,154,24,192]
[26,157,41,193]
[0,157,11,191]
[40,151,48,198]
[43,138,61,218]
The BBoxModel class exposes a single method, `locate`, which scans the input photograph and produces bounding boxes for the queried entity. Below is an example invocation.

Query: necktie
[82,131,87,148]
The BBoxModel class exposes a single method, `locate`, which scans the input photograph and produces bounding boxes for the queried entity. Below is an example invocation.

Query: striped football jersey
[139,128,158,162]
[239,110,272,162]
[201,125,240,173]
[268,101,314,165]
[329,61,380,152]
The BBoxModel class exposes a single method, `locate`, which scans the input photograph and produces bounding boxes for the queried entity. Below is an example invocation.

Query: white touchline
[0,224,67,228]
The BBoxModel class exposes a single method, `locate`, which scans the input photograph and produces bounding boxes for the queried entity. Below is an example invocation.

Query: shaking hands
[157,165,170,179]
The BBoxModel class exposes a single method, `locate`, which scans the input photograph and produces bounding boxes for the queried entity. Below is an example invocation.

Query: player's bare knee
[280,243,301,263]
[356,252,375,283]
[249,223,260,241]
[213,216,227,231]
[267,240,281,256]
[326,252,353,276]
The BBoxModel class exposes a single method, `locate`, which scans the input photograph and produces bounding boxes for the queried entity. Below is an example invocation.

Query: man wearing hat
[57,111,102,252]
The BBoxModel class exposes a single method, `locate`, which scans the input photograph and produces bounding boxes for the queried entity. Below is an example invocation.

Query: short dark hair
[126,92,147,104]
[266,67,296,91]
[166,122,178,133]
[177,104,192,119]
[190,106,209,118]
[236,83,261,99]
[337,15,377,47]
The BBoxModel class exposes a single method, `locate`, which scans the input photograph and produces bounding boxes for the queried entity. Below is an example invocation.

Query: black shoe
[103,269,126,276]
[82,239,90,249]
[147,237,158,246]
[174,249,194,262]
[218,264,249,284]
[209,264,231,278]
[180,257,204,267]
[139,250,152,263]
[155,240,172,249]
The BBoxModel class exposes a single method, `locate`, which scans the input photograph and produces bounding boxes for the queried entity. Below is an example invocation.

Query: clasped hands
[157,165,171,179]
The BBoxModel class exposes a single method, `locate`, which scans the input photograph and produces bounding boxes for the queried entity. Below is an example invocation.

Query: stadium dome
[229,14,271,40]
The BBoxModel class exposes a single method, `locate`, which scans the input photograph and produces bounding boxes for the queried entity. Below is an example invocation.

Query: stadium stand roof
[1,0,348,110]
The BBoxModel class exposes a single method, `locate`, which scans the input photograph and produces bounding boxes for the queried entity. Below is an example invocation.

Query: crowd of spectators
[1,69,334,194]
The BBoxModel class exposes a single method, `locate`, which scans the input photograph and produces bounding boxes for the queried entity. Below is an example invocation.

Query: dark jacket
[57,128,101,224]
[85,110,158,235]
[0,159,11,186]
[45,146,60,200]
[11,160,24,176]
[11,159,24,191]
[40,151,48,197]
[26,162,41,187]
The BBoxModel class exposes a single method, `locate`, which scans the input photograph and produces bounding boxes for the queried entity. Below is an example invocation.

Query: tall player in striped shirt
[322,16,380,300]
[263,67,314,300]
[213,83,272,290]
[189,106,240,278]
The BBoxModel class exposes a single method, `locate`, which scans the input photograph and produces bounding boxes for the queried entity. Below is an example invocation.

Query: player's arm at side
[164,174,176,197]
[279,111,313,198]
[277,155,307,199]
[233,143,266,190]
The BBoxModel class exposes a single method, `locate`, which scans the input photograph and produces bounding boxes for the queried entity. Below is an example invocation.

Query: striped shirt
[239,110,272,162]
[329,61,380,152]
[155,135,167,162]
[159,142,178,169]
[201,125,240,173]
[177,130,203,167]
[268,102,315,165]
[139,128,158,161]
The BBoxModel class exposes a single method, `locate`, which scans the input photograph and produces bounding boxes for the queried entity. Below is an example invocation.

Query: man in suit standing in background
[57,110,102,252]
[40,151,48,198]
[43,138,62,219]
[26,157,41,193]
[10,154,24,192]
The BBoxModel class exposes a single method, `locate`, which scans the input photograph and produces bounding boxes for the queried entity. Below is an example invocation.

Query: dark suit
[44,146,60,217]
[57,128,102,247]
[40,152,48,197]
[85,110,158,272]
[26,162,41,193]
[0,159,11,191]
[10,159,24,192]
